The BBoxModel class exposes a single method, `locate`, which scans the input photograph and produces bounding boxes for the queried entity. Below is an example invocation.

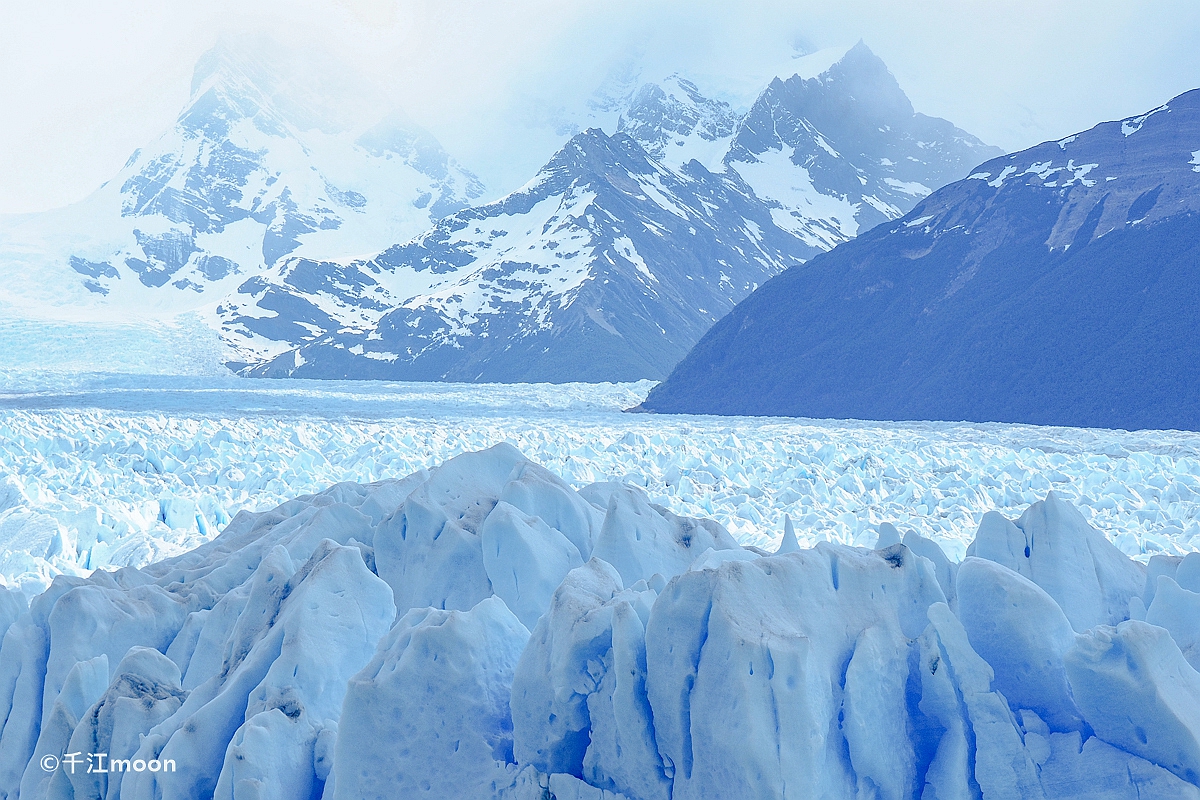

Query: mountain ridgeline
[223,43,998,381]
[0,40,1003,382]
[642,89,1200,431]
[237,129,799,381]
[723,42,1000,250]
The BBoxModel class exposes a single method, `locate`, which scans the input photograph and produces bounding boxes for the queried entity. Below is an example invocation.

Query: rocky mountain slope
[642,89,1200,430]
[724,42,1001,251]
[1,43,998,382]
[0,41,484,324]
[230,128,804,381]
[224,45,998,381]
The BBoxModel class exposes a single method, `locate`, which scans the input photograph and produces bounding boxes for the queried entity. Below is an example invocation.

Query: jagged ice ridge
[3,444,1200,799]
[3,378,1200,598]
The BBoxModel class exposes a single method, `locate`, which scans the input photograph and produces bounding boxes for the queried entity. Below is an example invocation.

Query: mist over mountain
[1,41,998,382]
[0,39,484,322]
[725,42,1001,251]
[220,44,998,381]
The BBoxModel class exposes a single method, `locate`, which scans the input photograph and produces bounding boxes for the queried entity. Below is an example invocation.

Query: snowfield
[2,375,1199,597]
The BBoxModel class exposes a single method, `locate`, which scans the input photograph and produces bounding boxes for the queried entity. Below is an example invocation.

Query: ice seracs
[511,558,667,800]
[968,492,1145,632]
[4,444,1200,798]
[645,542,943,799]
[332,596,530,800]
[1066,620,1200,787]
[956,557,1084,733]
[4,378,1200,598]
[1145,573,1200,669]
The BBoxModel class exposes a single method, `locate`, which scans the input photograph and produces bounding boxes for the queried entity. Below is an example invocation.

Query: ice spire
[875,521,902,550]
[776,515,800,554]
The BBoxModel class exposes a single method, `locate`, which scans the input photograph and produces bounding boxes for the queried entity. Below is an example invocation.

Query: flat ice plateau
[3,413,1200,798]
[2,375,1200,597]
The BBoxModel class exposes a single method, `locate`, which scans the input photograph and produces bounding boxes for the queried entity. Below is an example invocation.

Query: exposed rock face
[233,44,996,382]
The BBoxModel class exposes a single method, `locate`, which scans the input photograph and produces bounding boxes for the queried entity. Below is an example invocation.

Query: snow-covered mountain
[0,40,484,321]
[581,43,1000,251]
[643,88,1200,430]
[615,75,740,171]
[1,41,999,382]
[230,128,803,380]
[223,44,998,381]
[722,42,1002,252]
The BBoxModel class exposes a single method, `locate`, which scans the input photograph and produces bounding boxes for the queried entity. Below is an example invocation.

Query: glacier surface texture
[2,442,1200,799]
[3,377,1200,598]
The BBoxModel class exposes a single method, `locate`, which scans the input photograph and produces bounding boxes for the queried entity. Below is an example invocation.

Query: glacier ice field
[4,421,1200,799]
[2,373,1199,597]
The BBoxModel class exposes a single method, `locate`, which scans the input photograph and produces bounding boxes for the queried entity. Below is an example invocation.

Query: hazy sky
[2,0,1198,213]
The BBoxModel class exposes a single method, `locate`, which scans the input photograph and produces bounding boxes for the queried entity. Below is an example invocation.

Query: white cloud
[1,0,1197,213]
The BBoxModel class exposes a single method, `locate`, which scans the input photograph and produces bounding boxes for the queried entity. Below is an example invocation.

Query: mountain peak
[185,37,390,137]
[846,39,875,60]
[616,76,738,170]
[548,127,659,179]
[644,90,1200,430]
[723,41,999,249]
[817,40,914,119]
[557,126,619,160]
[189,39,270,98]
[0,39,487,322]
[241,102,805,382]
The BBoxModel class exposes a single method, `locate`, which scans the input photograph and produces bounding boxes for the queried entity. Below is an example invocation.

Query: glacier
[3,438,1200,799]
[3,377,1200,599]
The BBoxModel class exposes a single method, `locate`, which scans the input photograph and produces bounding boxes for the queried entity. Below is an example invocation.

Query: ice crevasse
[3,443,1200,799]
